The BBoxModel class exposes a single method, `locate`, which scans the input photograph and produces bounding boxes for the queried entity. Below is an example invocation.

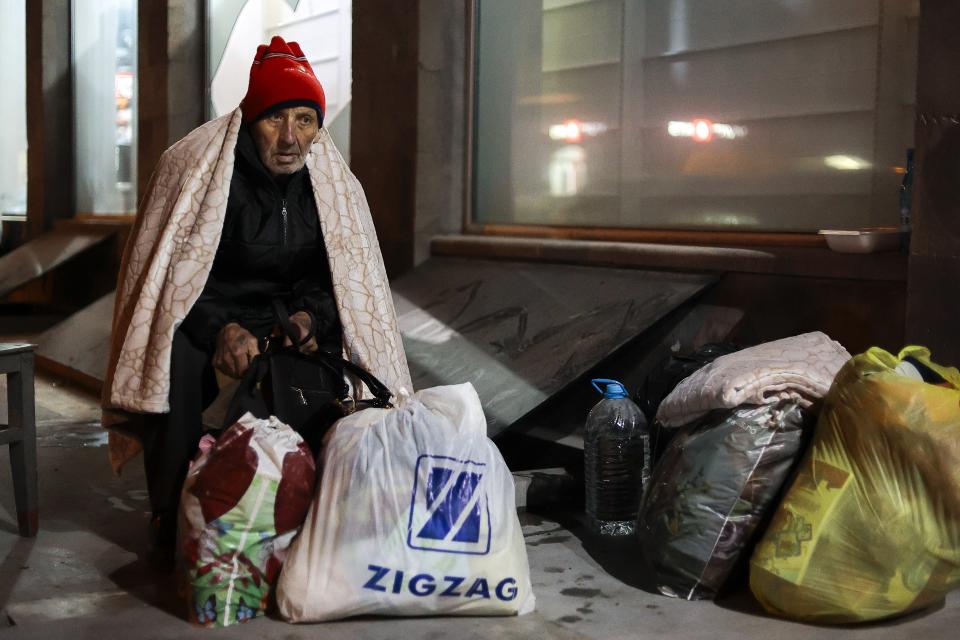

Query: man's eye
[300,116,313,125]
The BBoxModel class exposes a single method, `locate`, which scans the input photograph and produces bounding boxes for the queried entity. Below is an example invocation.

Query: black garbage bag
[638,343,742,460]
[637,400,811,601]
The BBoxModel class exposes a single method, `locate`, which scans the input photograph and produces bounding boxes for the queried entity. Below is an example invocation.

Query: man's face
[250,106,320,176]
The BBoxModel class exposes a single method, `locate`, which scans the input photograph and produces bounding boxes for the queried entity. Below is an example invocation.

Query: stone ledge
[431,234,908,282]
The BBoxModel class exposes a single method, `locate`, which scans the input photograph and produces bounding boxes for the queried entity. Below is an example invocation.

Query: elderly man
[102,37,411,557]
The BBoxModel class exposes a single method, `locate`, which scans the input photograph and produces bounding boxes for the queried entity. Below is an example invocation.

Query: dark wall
[138,0,206,200]
[704,273,905,356]
[25,0,73,240]
[351,1,420,278]
[138,1,170,201]
[415,0,468,264]
[908,0,960,366]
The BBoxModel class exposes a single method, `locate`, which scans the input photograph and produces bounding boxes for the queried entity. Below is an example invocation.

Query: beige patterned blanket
[102,108,412,471]
[655,331,850,427]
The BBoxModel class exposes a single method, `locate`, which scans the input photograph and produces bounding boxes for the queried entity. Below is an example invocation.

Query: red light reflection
[692,118,713,143]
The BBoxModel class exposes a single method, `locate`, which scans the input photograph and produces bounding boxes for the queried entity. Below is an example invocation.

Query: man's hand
[213,323,260,378]
[283,311,318,354]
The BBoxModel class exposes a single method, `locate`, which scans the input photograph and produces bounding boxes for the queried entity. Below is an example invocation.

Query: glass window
[73,0,137,215]
[208,0,353,159]
[473,0,920,232]
[0,0,27,226]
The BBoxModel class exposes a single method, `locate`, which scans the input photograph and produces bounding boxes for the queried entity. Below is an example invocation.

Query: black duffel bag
[224,299,392,453]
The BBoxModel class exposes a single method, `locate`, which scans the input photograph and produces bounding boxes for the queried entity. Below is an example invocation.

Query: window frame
[461,0,916,249]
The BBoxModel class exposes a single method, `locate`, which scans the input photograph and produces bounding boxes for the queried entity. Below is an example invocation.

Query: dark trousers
[139,330,219,517]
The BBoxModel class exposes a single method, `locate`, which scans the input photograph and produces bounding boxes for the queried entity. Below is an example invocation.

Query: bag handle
[271,298,393,408]
[223,356,271,427]
[272,298,314,347]
[313,349,393,408]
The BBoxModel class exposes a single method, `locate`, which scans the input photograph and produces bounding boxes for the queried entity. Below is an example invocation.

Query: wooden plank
[0,230,113,299]
[34,293,115,391]
[501,300,743,454]
[0,426,24,447]
[392,257,714,436]
[32,355,103,397]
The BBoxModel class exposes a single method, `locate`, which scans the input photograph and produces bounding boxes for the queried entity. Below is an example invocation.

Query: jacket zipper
[280,198,288,247]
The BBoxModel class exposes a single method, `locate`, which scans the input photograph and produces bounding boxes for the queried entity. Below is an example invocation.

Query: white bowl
[818,228,902,253]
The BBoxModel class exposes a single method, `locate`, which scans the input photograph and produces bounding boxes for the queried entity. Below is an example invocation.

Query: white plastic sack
[277,383,535,622]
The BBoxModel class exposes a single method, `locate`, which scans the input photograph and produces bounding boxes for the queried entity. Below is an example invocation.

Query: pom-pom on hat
[241,36,326,125]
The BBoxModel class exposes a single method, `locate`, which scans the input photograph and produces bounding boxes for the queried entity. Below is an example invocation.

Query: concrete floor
[0,373,958,639]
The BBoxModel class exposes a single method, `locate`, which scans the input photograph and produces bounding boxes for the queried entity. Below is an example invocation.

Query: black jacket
[179,127,342,353]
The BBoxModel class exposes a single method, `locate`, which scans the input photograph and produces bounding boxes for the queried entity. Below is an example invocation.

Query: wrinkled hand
[213,323,260,378]
[282,311,318,354]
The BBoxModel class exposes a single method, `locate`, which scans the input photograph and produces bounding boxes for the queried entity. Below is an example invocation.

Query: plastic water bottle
[584,378,649,536]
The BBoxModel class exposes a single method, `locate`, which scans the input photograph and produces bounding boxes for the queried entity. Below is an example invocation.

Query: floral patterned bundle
[178,412,315,627]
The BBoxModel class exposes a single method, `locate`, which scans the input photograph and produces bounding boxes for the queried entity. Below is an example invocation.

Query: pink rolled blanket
[655,332,851,427]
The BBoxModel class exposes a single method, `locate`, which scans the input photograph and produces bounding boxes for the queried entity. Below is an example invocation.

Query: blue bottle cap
[591,378,628,399]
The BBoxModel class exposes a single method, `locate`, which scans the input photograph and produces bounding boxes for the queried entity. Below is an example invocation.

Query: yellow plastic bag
[750,346,960,624]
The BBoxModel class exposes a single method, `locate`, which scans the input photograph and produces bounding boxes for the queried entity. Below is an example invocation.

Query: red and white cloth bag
[277,383,535,622]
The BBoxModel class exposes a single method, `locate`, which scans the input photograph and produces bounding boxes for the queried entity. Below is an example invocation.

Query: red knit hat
[241,36,326,125]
